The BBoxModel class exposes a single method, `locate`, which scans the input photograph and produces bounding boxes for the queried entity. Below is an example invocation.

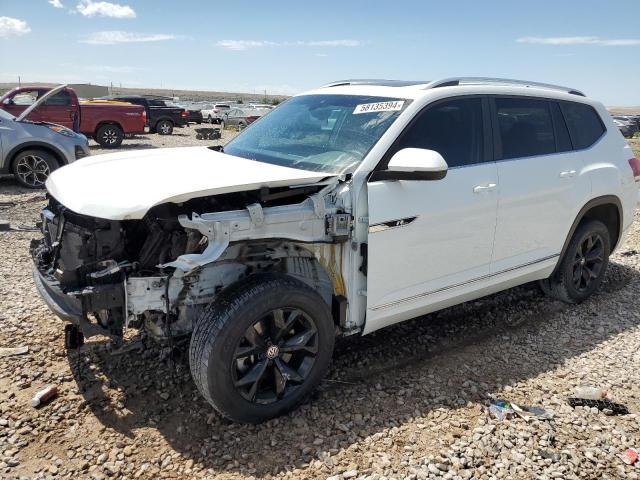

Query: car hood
[46,147,333,220]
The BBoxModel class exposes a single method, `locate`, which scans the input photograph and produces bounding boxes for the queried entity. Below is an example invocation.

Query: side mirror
[2,98,12,105]
[370,148,448,181]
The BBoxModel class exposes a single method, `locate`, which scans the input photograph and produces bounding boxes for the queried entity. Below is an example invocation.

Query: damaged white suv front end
[31,91,408,422]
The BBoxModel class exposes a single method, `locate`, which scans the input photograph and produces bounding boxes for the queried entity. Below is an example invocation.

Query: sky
[0,0,639,105]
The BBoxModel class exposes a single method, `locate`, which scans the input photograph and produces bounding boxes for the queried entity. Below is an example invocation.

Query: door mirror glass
[372,148,448,181]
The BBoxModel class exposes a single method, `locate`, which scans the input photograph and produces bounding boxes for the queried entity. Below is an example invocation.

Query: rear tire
[12,149,59,189]
[96,124,124,148]
[189,274,334,423]
[156,120,174,135]
[540,219,610,303]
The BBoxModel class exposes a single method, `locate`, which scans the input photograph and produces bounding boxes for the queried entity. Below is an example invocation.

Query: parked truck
[106,95,188,135]
[0,85,148,148]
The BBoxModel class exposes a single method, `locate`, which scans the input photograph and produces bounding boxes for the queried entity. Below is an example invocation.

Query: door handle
[473,183,497,193]
[559,170,576,178]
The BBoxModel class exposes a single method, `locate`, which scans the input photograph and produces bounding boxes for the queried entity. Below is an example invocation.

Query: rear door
[365,97,499,332]
[491,96,592,273]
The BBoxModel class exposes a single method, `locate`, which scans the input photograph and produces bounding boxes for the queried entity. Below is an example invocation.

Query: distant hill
[608,106,640,115]
[0,82,289,104]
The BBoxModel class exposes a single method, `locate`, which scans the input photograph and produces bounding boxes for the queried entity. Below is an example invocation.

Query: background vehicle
[0,86,147,148]
[107,95,188,135]
[221,107,268,130]
[201,103,230,124]
[614,118,637,138]
[0,106,89,188]
[31,77,638,423]
[182,105,203,124]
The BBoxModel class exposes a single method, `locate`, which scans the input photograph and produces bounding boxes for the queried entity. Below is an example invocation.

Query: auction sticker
[353,100,404,114]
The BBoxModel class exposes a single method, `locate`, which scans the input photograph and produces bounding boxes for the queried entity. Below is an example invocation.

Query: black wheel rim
[232,308,318,405]
[572,233,604,292]
[101,128,118,144]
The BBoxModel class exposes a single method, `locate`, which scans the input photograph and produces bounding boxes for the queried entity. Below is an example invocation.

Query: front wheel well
[10,145,63,170]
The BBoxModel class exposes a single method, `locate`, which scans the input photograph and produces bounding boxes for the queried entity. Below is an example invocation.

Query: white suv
[31,77,639,423]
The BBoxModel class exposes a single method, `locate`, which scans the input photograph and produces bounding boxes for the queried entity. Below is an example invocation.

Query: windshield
[223,94,409,174]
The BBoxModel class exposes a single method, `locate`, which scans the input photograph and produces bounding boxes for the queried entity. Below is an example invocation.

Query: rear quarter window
[560,102,605,150]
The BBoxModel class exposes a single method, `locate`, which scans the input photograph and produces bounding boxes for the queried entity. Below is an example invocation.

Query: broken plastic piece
[511,402,555,421]
[0,346,29,358]
[31,385,58,407]
[619,448,638,465]
[487,399,514,421]
[567,397,629,415]
[574,385,608,400]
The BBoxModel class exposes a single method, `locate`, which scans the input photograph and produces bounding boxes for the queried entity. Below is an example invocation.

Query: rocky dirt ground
[0,133,639,480]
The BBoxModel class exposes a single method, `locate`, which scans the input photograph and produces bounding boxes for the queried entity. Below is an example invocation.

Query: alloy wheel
[15,155,50,187]
[232,308,318,404]
[572,233,604,292]
[101,128,119,145]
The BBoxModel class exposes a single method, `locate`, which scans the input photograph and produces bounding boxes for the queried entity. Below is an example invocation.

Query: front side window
[560,102,605,150]
[496,97,555,160]
[12,90,39,106]
[224,94,409,174]
[393,97,484,168]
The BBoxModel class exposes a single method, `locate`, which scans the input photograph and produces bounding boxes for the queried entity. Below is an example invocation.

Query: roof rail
[322,79,431,88]
[424,77,585,97]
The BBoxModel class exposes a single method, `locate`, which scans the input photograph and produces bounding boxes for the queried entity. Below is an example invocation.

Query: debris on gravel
[0,130,639,479]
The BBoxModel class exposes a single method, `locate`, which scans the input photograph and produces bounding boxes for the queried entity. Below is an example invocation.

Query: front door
[365,97,498,332]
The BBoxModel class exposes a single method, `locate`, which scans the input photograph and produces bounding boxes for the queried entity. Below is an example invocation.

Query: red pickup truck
[0,85,148,148]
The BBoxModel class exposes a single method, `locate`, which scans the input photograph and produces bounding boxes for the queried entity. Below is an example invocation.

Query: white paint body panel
[492,151,591,273]
[45,146,331,220]
[365,163,499,332]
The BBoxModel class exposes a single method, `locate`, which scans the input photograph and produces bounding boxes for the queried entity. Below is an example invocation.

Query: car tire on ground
[238,121,246,131]
[156,120,174,135]
[207,115,213,124]
[189,274,335,424]
[11,149,59,189]
[95,124,124,148]
[220,120,225,130]
[539,219,610,303]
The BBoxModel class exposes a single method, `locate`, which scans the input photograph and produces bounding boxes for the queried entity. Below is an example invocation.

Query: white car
[31,77,639,423]
[200,103,231,123]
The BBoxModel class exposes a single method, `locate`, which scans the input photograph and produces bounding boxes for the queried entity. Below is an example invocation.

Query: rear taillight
[629,158,640,180]
[181,111,188,117]
[142,109,147,120]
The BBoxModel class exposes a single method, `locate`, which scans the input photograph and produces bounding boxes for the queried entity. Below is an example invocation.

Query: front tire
[156,120,174,135]
[189,274,335,423]
[12,149,59,188]
[540,219,610,303]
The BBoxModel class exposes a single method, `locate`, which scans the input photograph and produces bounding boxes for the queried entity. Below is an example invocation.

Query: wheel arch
[94,121,123,135]
[8,142,66,171]
[557,195,622,268]
[209,241,346,327]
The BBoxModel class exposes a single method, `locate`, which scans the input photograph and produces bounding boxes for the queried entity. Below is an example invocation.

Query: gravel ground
[0,134,639,480]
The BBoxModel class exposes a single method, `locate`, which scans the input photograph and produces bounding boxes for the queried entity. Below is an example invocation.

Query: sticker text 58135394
[353,100,405,115]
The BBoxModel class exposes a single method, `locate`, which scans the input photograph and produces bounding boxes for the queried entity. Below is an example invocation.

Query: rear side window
[44,91,71,106]
[496,98,555,160]
[395,97,484,168]
[560,102,605,150]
